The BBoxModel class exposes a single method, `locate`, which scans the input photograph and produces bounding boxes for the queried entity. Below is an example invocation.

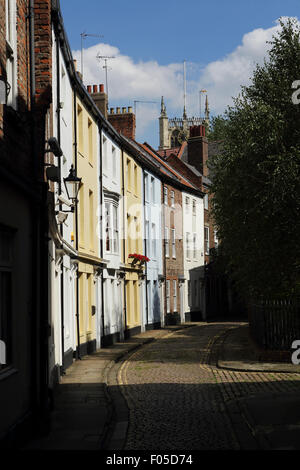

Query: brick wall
[108,107,136,140]
[162,182,184,315]
[17,0,30,110]
[187,125,209,177]
[87,84,108,119]
[34,0,52,108]
[0,0,32,181]
[166,153,202,189]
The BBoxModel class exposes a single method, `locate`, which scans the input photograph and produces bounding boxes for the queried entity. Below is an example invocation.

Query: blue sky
[60,0,300,147]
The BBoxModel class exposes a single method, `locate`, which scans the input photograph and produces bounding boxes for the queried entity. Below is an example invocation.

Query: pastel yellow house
[74,94,101,355]
[121,148,144,335]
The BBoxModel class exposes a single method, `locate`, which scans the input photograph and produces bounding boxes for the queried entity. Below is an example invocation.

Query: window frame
[0,225,15,372]
[104,197,119,255]
[204,226,210,255]
[173,280,177,312]
[166,280,170,313]
[170,190,175,208]
[5,0,17,109]
[193,233,197,259]
[164,187,168,205]
[171,228,176,258]
[204,194,209,210]
[186,232,191,260]
[165,227,169,258]
[185,196,190,213]
[151,223,156,259]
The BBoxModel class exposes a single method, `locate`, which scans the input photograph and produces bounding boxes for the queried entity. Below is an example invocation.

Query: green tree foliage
[209,18,300,298]
[208,115,228,141]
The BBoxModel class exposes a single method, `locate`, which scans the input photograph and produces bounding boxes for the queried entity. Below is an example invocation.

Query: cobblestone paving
[118,323,300,450]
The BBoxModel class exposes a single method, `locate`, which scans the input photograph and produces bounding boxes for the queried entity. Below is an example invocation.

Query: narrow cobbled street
[111,323,300,450]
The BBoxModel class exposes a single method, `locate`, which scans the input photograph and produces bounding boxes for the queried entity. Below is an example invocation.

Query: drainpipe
[73,90,81,359]
[121,148,127,334]
[56,31,65,375]
[143,169,149,328]
[99,124,105,344]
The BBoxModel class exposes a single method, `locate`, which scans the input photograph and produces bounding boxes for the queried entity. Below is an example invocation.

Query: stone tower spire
[205,95,210,129]
[159,96,170,150]
[161,95,167,117]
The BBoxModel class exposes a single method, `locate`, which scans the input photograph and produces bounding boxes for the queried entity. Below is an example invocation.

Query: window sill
[0,366,18,382]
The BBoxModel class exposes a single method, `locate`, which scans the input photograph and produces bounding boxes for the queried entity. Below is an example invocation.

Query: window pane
[0,272,12,369]
[105,203,111,251]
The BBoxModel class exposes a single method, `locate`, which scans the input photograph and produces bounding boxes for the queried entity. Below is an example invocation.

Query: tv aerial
[80,31,104,79]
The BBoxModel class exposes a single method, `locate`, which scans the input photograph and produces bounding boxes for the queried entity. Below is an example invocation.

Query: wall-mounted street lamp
[63,164,82,212]
[45,137,63,158]
[44,137,63,182]
[0,76,11,105]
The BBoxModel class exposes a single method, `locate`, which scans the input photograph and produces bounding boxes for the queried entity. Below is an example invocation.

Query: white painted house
[100,129,123,345]
[182,191,206,321]
[48,23,77,384]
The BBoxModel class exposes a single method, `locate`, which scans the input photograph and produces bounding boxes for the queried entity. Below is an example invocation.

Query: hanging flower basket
[128,253,150,266]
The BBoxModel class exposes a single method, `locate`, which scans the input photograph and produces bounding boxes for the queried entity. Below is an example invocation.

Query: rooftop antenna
[96,54,115,104]
[133,100,157,116]
[199,89,207,118]
[183,59,187,119]
[80,32,104,79]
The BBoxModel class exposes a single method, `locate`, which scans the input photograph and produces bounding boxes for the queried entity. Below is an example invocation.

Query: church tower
[159,96,170,150]
[158,93,210,150]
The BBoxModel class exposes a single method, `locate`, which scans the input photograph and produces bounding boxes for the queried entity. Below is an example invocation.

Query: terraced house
[122,139,144,335]
[0,0,211,446]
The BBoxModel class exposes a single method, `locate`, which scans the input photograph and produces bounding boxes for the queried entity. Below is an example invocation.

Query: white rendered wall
[182,192,205,320]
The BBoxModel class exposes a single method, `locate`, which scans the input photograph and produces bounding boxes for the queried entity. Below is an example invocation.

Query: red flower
[128,253,150,263]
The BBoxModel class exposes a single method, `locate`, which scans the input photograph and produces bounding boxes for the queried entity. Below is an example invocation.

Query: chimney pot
[110,108,114,114]
[87,85,92,93]
[100,84,104,93]
[122,107,126,114]
[128,106,132,113]
[116,107,120,114]
[93,85,98,93]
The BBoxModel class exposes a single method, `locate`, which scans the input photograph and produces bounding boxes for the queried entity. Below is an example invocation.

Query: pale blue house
[143,168,164,328]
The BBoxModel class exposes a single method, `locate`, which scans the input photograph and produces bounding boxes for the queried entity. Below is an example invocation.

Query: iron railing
[249,297,300,350]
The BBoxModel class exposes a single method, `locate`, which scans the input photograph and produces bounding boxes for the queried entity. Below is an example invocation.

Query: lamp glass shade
[63,165,81,201]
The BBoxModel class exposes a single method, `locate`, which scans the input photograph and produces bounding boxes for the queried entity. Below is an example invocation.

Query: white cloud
[198,17,300,115]
[73,17,299,146]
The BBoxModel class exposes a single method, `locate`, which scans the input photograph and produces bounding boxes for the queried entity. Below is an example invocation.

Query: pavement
[218,324,300,450]
[23,325,189,450]
[23,321,300,451]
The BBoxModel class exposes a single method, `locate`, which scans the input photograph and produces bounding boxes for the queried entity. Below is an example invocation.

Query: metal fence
[249,297,300,350]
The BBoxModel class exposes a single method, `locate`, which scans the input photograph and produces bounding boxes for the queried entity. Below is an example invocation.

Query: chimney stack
[87,83,108,119]
[187,125,208,176]
[108,105,136,140]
